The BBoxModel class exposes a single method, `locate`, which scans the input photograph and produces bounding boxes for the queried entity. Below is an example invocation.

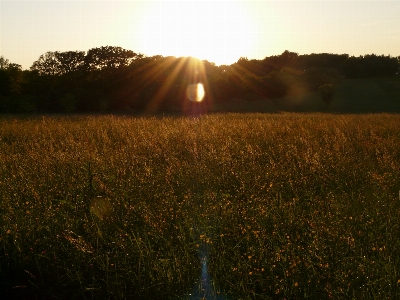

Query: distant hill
[211,75,400,113]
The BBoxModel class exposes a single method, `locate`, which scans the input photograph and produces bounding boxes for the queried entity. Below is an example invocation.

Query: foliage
[0,56,23,100]
[305,67,342,91]
[30,51,86,76]
[298,53,349,71]
[84,46,142,71]
[60,93,78,113]
[343,54,399,78]
[1,49,400,113]
[1,114,400,299]
[319,84,336,107]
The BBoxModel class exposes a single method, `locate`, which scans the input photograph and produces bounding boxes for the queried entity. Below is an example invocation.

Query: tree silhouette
[3,46,400,114]
[84,46,142,71]
[55,51,86,74]
[31,51,85,76]
[0,56,22,96]
[319,84,336,108]
[31,52,62,76]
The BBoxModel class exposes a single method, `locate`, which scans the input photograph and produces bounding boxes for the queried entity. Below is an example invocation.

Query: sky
[1,0,400,70]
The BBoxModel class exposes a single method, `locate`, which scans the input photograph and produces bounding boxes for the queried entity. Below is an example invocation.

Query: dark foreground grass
[1,113,400,299]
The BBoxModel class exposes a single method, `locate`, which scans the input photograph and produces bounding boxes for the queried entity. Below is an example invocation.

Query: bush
[319,83,336,108]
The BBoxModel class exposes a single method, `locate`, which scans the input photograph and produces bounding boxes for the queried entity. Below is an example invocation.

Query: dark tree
[305,67,342,91]
[278,50,299,69]
[0,56,11,69]
[319,84,336,108]
[5,46,400,114]
[342,54,399,78]
[0,56,32,112]
[30,51,85,76]
[84,46,142,71]
[298,53,349,71]
[31,52,61,76]
[0,57,12,97]
[262,50,300,72]
[55,51,86,74]
[0,56,22,96]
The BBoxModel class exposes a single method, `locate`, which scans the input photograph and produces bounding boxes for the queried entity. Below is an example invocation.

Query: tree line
[0,47,399,113]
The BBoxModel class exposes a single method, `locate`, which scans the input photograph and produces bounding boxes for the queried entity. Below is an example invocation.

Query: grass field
[1,113,400,299]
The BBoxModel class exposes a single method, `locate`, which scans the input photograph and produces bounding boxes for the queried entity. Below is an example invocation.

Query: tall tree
[55,51,86,74]
[30,51,86,76]
[0,56,24,112]
[31,52,61,76]
[0,56,22,95]
[84,46,141,71]
[0,56,11,69]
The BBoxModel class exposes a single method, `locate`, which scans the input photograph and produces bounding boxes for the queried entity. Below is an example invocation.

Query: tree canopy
[1,49,399,114]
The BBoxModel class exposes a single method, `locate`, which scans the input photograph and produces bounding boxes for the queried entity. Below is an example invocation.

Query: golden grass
[1,113,400,299]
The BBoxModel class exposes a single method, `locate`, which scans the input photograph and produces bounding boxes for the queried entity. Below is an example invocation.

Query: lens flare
[189,242,225,299]
[90,196,111,220]
[187,83,205,102]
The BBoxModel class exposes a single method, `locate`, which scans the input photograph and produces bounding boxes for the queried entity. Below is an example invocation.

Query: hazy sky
[1,0,400,70]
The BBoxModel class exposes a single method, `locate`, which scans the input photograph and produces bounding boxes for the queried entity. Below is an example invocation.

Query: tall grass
[1,113,400,299]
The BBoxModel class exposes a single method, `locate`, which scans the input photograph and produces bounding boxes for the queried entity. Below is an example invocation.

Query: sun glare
[135,1,256,65]
[186,83,205,102]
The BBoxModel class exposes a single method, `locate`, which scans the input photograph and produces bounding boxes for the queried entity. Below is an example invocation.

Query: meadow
[1,113,400,299]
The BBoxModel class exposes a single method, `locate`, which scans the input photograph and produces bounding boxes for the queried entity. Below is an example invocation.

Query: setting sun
[135,1,256,65]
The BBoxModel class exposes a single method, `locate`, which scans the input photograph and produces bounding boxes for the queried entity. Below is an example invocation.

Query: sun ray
[134,56,176,92]
[144,56,189,113]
